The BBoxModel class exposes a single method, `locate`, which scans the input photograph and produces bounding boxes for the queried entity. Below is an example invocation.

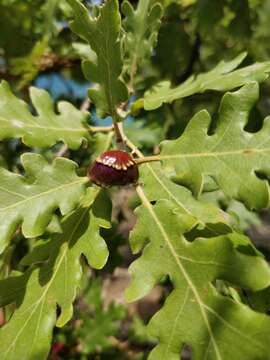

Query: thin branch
[80,98,91,111]
[134,155,161,165]
[90,125,114,133]
[124,137,161,165]
[123,137,143,158]
[113,119,126,148]
[55,144,69,158]
[0,56,80,82]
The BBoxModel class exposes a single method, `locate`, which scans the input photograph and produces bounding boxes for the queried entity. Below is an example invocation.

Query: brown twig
[55,144,69,158]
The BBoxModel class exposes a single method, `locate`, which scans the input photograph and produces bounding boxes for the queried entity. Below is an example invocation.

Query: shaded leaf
[10,37,49,89]
[196,0,224,34]
[124,120,164,150]
[226,200,261,231]
[127,195,270,359]
[200,190,261,232]
[0,81,90,149]
[73,278,126,354]
[0,188,111,360]
[246,287,270,313]
[89,132,114,162]
[121,0,163,85]
[153,6,192,81]
[132,52,270,111]
[0,153,88,253]
[68,0,128,118]
[159,82,270,209]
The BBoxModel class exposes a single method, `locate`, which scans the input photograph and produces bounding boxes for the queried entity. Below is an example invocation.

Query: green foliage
[139,163,231,233]
[124,120,164,150]
[129,315,156,345]
[153,4,192,81]
[127,197,270,359]
[121,0,163,87]
[0,188,111,360]
[0,1,45,57]
[69,278,126,355]
[159,82,270,209]
[0,153,88,254]
[0,81,90,149]
[134,52,270,111]
[200,191,261,232]
[9,37,49,89]
[67,0,128,119]
[1,1,270,359]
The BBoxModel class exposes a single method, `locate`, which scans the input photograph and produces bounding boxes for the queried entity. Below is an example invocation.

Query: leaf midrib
[0,178,88,212]
[146,164,223,236]
[137,185,222,360]
[3,204,91,358]
[146,164,194,216]
[144,62,270,105]
[160,147,270,160]
[137,187,265,358]
[0,117,89,133]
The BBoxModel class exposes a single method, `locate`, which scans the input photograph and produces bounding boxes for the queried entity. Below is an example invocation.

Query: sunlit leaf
[159,82,270,209]
[0,153,88,253]
[127,195,270,359]
[0,188,111,360]
[0,81,90,149]
[132,53,270,111]
[68,0,128,118]
[139,163,231,236]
